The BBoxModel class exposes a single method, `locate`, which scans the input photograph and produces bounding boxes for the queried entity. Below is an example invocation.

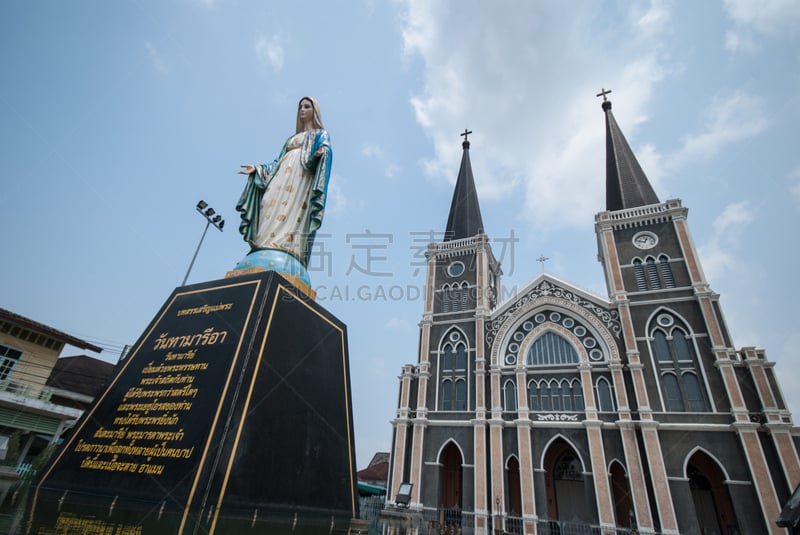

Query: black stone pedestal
[26,271,358,534]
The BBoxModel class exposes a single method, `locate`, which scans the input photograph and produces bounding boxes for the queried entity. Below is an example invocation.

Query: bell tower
[594,90,798,533]
[388,132,501,522]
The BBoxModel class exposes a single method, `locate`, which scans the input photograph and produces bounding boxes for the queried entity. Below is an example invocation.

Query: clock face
[632,232,657,249]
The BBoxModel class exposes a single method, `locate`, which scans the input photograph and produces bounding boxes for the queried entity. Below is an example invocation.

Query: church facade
[386,98,800,534]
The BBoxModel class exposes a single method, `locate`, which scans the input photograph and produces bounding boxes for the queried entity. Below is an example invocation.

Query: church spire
[444,129,485,241]
[598,89,660,211]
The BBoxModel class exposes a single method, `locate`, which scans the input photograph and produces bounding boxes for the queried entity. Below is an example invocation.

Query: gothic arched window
[595,377,615,412]
[528,378,584,413]
[439,330,469,411]
[632,255,676,291]
[650,314,708,413]
[504,380,517,412]
[526,332,579,366]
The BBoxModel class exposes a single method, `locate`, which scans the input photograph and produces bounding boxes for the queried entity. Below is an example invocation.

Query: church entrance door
[439,442,463,510]
[688,451,738,534]
[544,439,590,523]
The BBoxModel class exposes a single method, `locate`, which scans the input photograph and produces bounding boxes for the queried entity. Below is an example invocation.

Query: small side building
[0,308,103,464]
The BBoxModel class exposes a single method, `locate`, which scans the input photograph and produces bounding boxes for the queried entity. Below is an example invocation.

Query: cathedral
[385,96,800,534]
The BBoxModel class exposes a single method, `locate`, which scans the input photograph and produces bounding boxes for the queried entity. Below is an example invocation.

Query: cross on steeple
[596,88,612,102]
[461,128,473,149]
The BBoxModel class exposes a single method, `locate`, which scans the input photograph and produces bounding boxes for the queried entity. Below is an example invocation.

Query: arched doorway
[506,456,522,515]
[439,442,463,510]
[609,461,633,528]
[687,451,739,534]
[544,439,589,523]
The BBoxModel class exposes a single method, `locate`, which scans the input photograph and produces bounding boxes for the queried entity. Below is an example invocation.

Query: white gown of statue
[252,132,314,261]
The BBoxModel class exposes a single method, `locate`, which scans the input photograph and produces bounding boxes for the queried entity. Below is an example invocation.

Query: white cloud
[361,144,384,159]
[723,0,800,36]
[790,165,800,202]
[698,201,755,282]
[385,317,410,330]
[631,0,672,39]
[398,1,672,229]
[361,143,400,179]
[724,30,756,53]
[325,172,348,215]
[669,91,767,167]
[255,35,284,72]
[144,42,168,75]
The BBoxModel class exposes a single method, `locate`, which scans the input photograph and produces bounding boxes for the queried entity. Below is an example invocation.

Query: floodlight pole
[182,200,224,286]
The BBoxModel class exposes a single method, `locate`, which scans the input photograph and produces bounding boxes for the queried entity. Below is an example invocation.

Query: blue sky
[1,0,799,469]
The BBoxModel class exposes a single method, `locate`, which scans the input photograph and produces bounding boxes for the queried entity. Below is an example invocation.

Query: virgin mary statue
[231,96,332,292]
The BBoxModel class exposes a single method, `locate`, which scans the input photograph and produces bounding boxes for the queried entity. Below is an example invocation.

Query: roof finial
[596,87,612,111]
[461,128,473,149]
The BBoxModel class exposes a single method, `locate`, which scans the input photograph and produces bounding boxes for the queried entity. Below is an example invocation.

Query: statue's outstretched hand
[314,147,326,158]
[239,164,256,175]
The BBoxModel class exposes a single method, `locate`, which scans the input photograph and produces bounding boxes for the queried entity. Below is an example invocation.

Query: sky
[1,0,799,470]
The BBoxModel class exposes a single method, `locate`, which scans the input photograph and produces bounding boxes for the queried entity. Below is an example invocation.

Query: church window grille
[441,282,470,313]
[633,255,676,291]
[595,377,615,412]
[646,258,660,288]
[526,332,579,366]
[439,331,469,411]
[659,255,675,288]
[633,259,647,291]
[651,319,708,412]
[0,344,22,381]
[504,380,517,412]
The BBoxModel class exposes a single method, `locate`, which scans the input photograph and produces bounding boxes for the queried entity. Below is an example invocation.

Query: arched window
[596,377,615,412]
[572,381,585,410]
[528,378,584,413]
[650,316,708,412]
[633,255,676,291]
[441,379,453,410]
[659,255,675,287]
[527,332,579,366]
[633,259,647,291]
[646,257,659,288]
[561,380,572,411]
[504,380,517,412]
[653,330,671,362]
[550,380,562,411]
[528,380,540,411]
[439,330,469,411]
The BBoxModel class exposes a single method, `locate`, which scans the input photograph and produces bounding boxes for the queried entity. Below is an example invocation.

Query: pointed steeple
[444,130,485,241]
[598,89,660,211]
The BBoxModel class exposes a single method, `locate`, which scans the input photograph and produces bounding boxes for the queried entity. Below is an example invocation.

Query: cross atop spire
[596,87,613,111]
[461,128,473,149]
[596,88,612,101]
[599,89,660,211]
[444,129,485,241]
